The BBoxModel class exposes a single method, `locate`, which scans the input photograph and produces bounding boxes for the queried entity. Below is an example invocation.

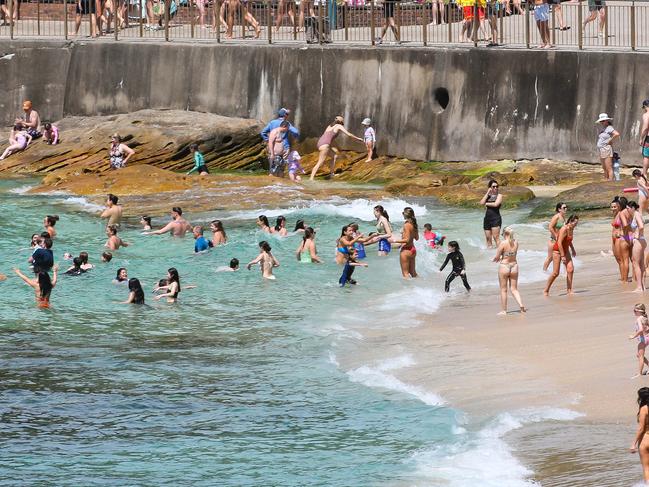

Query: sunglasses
[491,185,499,188]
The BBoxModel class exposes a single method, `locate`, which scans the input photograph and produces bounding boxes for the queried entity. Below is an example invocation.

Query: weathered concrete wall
[1,39,648,163]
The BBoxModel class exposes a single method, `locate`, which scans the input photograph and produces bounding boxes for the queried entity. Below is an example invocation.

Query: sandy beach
[335,218,646,485]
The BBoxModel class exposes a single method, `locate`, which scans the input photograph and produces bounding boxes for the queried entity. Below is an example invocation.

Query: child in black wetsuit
[339,248,368,287]
[440,241,471,292]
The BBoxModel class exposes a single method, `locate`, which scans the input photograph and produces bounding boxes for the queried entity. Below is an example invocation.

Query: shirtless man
[146,207,192,237]
[268,122,289,177]
[641,99,649,177]
[15,101,41,138]
[100,193,123,227]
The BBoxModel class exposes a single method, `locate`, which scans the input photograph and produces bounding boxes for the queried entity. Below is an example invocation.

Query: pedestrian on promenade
[376,0,400,44]
[583,0,606,39]
[533,0,552,48]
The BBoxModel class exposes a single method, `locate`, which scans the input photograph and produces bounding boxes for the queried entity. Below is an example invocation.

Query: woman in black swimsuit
[479,179,503,249]
[154,267,181,303]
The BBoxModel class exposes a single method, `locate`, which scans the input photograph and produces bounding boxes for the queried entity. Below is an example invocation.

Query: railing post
[115,0,119,39]
[164,0,170,40]
[472,0,478,46]
[499,4,503,44]
[318,0,323,45]
[216,0,221,42]
[267,0,272,43]
[370,0,375,45]
[396,1,400,42]
[139,0,144,37]
[577,0,582,49]
[63,0,68,39]
[190,0,194,37]
[602,7,608,46]
[344,3,348,41]
[631,0,636,51]
[8,0,13,39]
[525,0,530,48]
[241,3,245,38]
[447,1,451,42]
[37,0,41,36]
[422,1,427,46]
[292,2,297,39]
[551,2,555,45]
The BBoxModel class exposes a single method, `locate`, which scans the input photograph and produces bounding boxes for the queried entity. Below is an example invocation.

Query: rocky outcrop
[0,109,266,174]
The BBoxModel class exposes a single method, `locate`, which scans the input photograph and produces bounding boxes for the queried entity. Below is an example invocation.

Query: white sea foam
[8,184,34,194]
[379,286,447,315]
[410,407,583,487]
[221,198,428,222]
[61,197,104,212]
[347,355,445,406]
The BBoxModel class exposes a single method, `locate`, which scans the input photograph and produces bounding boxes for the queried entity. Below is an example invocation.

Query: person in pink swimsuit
[309,116,363,181]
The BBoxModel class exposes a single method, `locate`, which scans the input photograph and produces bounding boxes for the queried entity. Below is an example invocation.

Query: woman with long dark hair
[155,268,181,303]
[479,179,502,248]
[630,387,649,483]
[373,205,393,257]
[14,265,58,308]
[543,202,567,271]
[335,225,363,265]
[44,215,59,239]
[296,227,323,263]
[257,215,272,234]
[122,278,145,304]
[544,214,578,296]
[396,207,419,279]
[274,216,288,236]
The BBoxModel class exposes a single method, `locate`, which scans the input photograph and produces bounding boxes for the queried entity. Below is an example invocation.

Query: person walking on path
[595,113,619,181]
[309,116,363,181]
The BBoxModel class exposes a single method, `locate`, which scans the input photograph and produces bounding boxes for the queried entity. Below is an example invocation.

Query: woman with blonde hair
[629,304,649,378]
[493,226,525,315]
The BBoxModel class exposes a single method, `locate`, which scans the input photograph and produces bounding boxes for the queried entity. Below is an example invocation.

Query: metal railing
[1,0,648,50]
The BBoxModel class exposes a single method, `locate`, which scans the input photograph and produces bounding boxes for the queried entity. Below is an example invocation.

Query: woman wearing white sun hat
[596,113,620,181]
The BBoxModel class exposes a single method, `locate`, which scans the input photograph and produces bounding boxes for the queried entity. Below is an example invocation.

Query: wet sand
[337,220,645,485]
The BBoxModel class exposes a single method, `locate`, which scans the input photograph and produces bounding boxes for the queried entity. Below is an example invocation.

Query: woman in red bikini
[14,265,58,308]
[544,215,578,296]
[395,207,419,279]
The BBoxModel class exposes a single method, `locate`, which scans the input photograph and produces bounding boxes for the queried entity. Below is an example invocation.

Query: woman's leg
[638,343,648,376]
[310,145,329,180]
[408,252,417,278]
[444,271,456,291]
[640,439,649,483]
[491,226,501,246]
[509,264,525,310]
[633,240,646,291]
[328,147,339,177]
[583,10,596,29]
[555,4,565,28]
[498,266,508,314]
[484,229,493,248]
[0,143,21,159]
[619,240,631,282]
[565,258,575,294]
[641,194,648,217]
[400,250,412,279]
[598,7,606,34]
[544,252,561,295]
[543,240,554,271]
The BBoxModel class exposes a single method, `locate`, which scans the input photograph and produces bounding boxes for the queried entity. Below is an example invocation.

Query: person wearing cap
[15,101,41,139]
[309,116,363,181]
[595,113,619,181]
[108,133,135,170]
[640,99,649,177]
[361,118,376,162]
[261,108,299,173]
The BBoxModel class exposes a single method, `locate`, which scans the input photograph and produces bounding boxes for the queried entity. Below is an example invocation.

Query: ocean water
[0,179,577,486]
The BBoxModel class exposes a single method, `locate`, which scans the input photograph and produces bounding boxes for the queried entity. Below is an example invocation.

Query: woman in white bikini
[493,226,525,315]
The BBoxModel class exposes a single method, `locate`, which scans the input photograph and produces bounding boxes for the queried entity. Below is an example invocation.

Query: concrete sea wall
[1,39,648,163]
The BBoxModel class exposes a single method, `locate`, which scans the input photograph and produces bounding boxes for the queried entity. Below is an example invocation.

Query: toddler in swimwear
[287,151,306,182]
[339,247,368,287]
[423,223,446,249]
[361,118,376,162]
[43,123,59,145]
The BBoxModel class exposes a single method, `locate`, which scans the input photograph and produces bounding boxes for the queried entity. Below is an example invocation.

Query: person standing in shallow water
[544,214,578,296]
[100,194,123,228]
[493,227,525,315]
[480,179,502,248]
[145,207,192,237]
[630,387,649,484]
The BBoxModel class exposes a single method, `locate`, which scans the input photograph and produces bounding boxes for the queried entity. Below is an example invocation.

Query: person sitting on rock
[43,122,59,145]
[108,133,135,169]
[15,100,41,139]
[0,124,32,160]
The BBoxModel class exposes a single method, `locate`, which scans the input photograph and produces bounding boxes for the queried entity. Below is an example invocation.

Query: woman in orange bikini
[14,265,58,308]
[544,214,578,296]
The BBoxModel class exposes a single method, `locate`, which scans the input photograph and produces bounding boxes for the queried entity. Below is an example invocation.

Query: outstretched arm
[14,268,36,288]
[147,222,174,235]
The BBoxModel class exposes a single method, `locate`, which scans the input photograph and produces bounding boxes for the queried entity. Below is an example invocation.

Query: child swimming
[423,223,445,249]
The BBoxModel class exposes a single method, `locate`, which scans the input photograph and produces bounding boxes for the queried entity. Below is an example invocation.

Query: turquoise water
[0,179,572,486]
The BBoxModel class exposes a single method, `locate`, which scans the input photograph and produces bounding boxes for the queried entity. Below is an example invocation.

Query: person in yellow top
[457,0,485,42]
